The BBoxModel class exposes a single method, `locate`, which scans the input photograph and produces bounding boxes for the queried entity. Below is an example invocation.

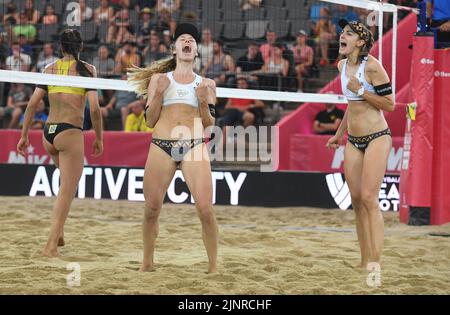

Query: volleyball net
[0,0,412,132]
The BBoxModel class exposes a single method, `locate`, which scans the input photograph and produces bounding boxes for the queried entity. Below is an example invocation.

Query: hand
[195,80,210,104]
[17,137,29,157]
[440,21,450,32]
[155,74,170,95]
[326,135,341,150]
[92,139,103,157]
[347,76,362,94]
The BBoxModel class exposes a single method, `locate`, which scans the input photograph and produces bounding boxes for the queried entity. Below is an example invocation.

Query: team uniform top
[162,71,202,108]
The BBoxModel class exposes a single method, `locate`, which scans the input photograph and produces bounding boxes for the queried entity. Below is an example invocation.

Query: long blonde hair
[127,56,176,98]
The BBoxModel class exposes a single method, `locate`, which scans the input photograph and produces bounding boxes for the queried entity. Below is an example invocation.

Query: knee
[361,191,379,211]
[144,201,161,222]
[196,201,214,222]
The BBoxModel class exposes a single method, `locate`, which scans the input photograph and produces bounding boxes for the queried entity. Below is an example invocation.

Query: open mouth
[340,42,347,49]
[182,45,192,53]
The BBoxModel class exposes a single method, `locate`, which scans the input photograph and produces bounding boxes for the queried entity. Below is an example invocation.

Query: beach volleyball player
[128,23,219,273]
[326,20,395,270]
[17,29,103,257]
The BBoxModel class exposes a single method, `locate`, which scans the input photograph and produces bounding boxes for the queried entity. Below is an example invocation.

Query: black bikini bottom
[152,138,205,163]
[348,128,391,153]
[44,123,83,145]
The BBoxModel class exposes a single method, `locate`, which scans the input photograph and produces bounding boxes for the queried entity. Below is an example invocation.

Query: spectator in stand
[197,28,214,72]
[431,0,450,48]
[142,32,166,66]
[124,100,153,132]
[32,42,58,73]
[236,41,264,87]
[260,29,277,63]
[12,11,37,43]
[137,7,156,46]
[24,0,40,24]
[153,7,176,35]
[240,0,262,10]
[333,5,359,37]
[41,4,58,25]
[107,8,136,45]
[101,75,138,129]
[134,0,157,13]
[313,102,344,135]
[202,39,235,87]
[3,2,19,26]
[93,45,115,78]
[156,0,181,16]
[313,6,336,66]
[19,99,47,130]
[291,30,314,92]
[0,33,9,67]
[114,40,141,74]
[95,0,115,26]
[6,42,31,72]
[17,34,33,57]
[219,76,265,128]
[2,83,33,129]
[260,42,289,91]
[162,29,172,47]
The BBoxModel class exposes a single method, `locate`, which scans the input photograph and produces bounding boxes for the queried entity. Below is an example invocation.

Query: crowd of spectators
[0,0,438,132]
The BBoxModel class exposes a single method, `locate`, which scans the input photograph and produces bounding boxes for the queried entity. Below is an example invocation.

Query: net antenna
[321,0,398,100]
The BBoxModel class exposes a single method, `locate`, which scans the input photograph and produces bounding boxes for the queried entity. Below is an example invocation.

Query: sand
[0,196,449,295]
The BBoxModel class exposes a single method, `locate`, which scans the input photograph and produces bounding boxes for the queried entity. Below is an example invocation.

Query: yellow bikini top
[47,59,87,96]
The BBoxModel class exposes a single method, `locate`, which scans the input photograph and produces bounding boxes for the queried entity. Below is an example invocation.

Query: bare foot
[207,266,217,274]
[58,237,65,247]
[139,265,155,272]
[42,247,60,258]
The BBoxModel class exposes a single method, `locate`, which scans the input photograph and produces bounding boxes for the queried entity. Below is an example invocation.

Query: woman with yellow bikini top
[17,29,103,258]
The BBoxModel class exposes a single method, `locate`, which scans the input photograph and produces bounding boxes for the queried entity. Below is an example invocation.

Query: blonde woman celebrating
[128,23,219,273]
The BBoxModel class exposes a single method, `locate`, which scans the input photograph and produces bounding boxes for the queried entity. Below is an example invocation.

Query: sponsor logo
[29,167,247,205]
[176,89,189,98]
[434,70,450,77]
[420,58,434,65]
[326,173,400,211]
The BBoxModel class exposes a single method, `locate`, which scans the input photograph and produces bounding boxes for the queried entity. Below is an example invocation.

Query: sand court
[0,196,449,295]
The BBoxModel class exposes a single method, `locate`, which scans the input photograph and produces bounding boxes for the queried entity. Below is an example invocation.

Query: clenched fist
[347,76,362,94]
[155,74,170,95]
[196,80,210,104]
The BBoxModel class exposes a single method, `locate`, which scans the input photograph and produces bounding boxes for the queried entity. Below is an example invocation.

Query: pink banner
[0,130,152,167]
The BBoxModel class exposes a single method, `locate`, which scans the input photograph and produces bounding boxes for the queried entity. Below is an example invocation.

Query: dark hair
[60,29,92,77]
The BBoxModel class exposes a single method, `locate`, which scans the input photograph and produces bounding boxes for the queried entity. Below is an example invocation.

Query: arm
[86,66,103,156]
[145,73,168,128]
[197,78,216,128]
[17,88,47,156]
[282,59,289,77]
[334,110,348,139]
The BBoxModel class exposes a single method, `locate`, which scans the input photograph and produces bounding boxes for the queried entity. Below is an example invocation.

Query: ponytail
[60,29,93,77]
[127,56,176,98]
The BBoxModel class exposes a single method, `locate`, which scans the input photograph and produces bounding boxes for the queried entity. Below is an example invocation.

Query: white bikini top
[162,71,202,108]
[340,58,376,101]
